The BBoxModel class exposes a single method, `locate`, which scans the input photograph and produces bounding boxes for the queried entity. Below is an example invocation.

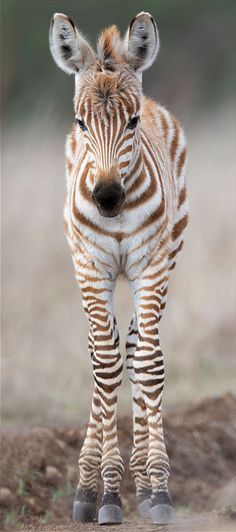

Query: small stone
[46,465,62,484]
[25,496,43,515]
[25,496,36,508]
[0,487,13,505]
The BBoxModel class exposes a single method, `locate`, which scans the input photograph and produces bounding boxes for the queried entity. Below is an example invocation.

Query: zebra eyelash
[75,117,88,131]
[127,115,140,130]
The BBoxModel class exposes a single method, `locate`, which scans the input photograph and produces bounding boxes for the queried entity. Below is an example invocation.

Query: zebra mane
[96,25,124,71]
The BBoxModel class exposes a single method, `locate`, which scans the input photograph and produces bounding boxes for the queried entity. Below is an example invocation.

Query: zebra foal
[49,11,188,525]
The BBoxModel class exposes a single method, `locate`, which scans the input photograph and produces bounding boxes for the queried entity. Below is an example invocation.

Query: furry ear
[124,12,159,72]
[49,13,95,75]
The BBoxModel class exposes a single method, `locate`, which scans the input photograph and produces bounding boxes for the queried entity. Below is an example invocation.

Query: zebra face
[74,71,141,217]
[50,11,160,216]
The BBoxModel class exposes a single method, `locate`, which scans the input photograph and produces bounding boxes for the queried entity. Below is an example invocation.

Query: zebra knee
[93,350,123,395]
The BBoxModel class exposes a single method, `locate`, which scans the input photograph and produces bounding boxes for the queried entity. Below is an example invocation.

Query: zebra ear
[49,13,95,75]
[124,12,159,72]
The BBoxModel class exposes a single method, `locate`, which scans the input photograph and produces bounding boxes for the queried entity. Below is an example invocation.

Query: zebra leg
[126,314,152,517]
[98,314,124,525]
[159,282,169,321]
[81,283,124,525]
[73,327,102,522]
[130,276,175,525]
[73,387,102,522]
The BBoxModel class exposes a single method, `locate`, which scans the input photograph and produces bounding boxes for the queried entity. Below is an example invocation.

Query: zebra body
[50,11,188,525]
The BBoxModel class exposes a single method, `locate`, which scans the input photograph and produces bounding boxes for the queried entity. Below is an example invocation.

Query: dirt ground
[1,394,236,531]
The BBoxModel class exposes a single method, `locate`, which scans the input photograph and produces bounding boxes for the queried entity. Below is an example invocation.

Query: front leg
[129,269,175,525]
[126,314,152,517]
[73,383,102,522]
[81,279,124,525]
[73,309,102,522]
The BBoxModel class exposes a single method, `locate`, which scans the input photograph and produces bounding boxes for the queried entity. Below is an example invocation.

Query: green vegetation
[5,509,24,529]
[5,510,17,526]
[17,479,28,498]
[52,481,73,503]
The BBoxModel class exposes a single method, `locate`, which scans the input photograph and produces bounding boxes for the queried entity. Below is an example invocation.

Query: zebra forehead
[93,72,121,101]
[77,70,141,117]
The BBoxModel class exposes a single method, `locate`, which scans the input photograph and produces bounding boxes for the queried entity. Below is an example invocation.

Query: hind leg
[126,314,152,517]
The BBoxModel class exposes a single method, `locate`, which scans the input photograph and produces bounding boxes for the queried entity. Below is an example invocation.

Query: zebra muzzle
[92,181,125,218]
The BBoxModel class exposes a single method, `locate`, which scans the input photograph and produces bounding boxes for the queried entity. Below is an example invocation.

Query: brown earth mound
[1,394,236,531]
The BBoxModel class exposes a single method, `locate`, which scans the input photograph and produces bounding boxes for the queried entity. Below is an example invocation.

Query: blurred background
[2,0,236,427]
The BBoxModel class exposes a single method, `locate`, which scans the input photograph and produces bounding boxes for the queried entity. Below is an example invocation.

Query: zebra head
[50,12,159,217]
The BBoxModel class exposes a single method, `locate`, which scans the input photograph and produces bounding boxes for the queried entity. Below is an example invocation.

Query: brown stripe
[172,214,188,240]
[66,158,73,173]
[170,119,179,162]
[159,110,169,143]
[119,145,132,158]
[178,186,186,208]
[117,132,134,154]
[177,148,187,177]
[169,240,183,260]
[125,154,157,209]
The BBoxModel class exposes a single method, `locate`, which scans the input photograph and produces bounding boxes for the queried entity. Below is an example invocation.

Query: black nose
[92,181,125,217]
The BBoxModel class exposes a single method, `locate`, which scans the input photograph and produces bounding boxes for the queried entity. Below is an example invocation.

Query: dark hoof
[138,498,151,518]
[98,504,123,525]
[150,504,176,525]
[73,500,97,523]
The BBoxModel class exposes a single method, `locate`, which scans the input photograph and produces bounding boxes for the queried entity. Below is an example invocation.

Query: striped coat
[50,11,188,526]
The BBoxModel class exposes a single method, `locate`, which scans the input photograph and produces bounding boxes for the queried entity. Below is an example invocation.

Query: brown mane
[96,25,124,70]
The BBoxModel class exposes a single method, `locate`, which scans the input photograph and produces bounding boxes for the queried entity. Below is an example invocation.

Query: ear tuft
[124,12,159,72]
[49,13,95,75]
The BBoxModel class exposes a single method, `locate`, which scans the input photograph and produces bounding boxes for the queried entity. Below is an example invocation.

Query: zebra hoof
[138,498,151,518]
[98,504,123,525]
[72,500,97,523]
[150,503,176,525]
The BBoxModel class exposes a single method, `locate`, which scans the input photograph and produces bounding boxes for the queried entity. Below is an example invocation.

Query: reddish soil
[1,394,236,531]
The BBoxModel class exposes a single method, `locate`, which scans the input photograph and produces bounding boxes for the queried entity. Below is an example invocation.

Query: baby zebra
[49,11,188,526]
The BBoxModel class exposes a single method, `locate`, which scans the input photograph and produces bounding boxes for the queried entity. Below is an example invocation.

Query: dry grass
[2,104,236,425]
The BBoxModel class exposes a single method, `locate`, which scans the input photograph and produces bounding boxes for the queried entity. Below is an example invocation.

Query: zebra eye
[127,115,140,130]
[75,118,87,132]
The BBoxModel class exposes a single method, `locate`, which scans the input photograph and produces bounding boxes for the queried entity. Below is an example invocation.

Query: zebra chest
[67,190,167,279]
[75,236,154,280]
